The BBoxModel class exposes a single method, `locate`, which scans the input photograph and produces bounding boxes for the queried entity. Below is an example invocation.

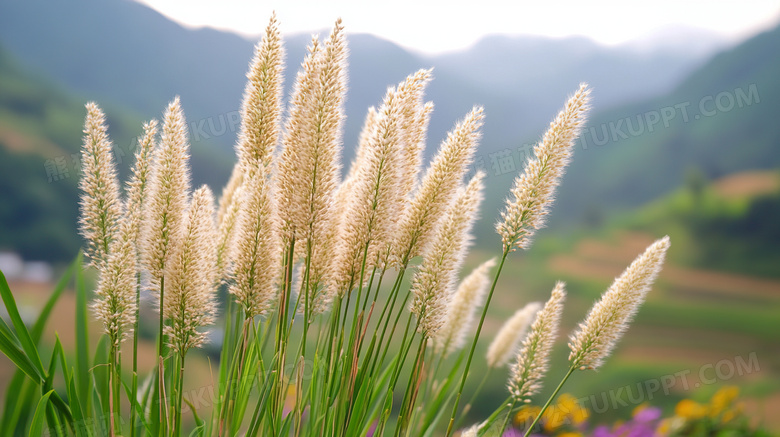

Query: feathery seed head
[164,186,219,354]
[508,281,566,402]
[92,211,137,346]
[410,171,485,335]
[229,165,282,317]
[330,83,410,294]
[394,106,484,263]
[78,102,123,268]
[236,13,285,170]
[435,257,497,356]
[486,301,542,368]
[496,84,590,252]
[125,119,158,257]
[141,97,192,288]
[395,69,434,197]
[568,236,670,370]
[215,165,245,280]
[275,20,347,311]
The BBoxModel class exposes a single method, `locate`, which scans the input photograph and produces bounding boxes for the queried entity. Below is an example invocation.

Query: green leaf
[0,318,42,381]
[28,390,54,437]
[1,256,76,435]
[67,370,91,437]
[0,270,47,379]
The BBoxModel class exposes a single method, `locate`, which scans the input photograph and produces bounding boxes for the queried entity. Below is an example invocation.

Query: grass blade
[27,390,54,437]
[0,270,47,379]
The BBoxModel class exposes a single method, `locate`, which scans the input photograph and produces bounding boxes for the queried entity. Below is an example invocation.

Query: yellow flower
[656,418,672,436]
[514,406,541,427]
[558,432,583,437]
[675,399,707,420]
[543,405,567,432]
[557,394,589,425]
[709,386,739,417]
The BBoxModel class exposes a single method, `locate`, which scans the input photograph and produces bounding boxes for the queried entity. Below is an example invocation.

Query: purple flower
[633,407,661,423]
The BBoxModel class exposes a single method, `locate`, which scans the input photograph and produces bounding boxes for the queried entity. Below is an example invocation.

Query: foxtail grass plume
[486,301,542,368]
[496,84,590,252]
[235,14,285,170]
[395,69,433,198]
[277,34,323,242]
[78,102,122,268]
[142,97,192,289]
[330,81,410,294]
[93,212,137,346]
[435,257,496,356]
[394,107,484,263]
[164,186,219,354]
[215,165,245,279]
[568,236,670,370]
[230,166,281,317]
[216,165,243,227]
[460,425,479,437]
[125,120,158,255]
[277,20,346,313]
[508,282,566,402]
[410,171,484,335]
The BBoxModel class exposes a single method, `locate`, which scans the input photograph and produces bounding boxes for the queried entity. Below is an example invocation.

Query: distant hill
[0,0,713,160]
[0,44,231,261]
[550,23,780,227]
[0,0,774,260]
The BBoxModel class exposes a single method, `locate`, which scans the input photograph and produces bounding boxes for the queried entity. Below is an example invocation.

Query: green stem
[131,274,140,437]
[157,276,168,437]
[173,352,187,437]
[445,249,509,437]
[454,367,492,430]
[522,366,576,437]
[499,399,518,436]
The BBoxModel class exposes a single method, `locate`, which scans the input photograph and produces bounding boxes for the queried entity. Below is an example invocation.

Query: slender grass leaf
[28,390,54,437]
[0,319,42,381]
[0,271,46,379]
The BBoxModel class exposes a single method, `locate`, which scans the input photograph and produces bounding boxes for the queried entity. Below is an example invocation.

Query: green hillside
[552,23,780,227]
[0,45,231,262]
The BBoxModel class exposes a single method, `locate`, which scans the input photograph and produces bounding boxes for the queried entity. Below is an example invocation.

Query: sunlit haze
[134,0,780,54]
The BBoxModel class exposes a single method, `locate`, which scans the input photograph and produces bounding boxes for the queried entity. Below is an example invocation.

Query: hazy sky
[134,0,780,54]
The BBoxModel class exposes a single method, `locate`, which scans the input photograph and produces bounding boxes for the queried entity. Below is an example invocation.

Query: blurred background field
[0,0,778,432]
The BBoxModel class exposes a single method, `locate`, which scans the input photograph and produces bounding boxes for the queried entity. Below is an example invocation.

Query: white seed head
[486,301,543,368]
[92,211,137,346]
[78,102,122,268]
[276,20,347,311]
[215,165,244,280]
[394,107,484,263]
[568,236,670,370]
[141,97,192,289]
[496,84,590,252]
[229,166,282,317]
[125,120,158,259]
[330,82,409,295]
[164,186,219,354]
[435,257,497,356]
[508,282,566,402]
[410,171,485,335]
[460,425,479,437]
[235,14,285,170]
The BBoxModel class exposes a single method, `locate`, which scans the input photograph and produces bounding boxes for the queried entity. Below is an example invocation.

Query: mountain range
[0,0,777,260]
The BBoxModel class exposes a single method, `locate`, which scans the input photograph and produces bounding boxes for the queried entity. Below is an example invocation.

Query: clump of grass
[0,15,671,437]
